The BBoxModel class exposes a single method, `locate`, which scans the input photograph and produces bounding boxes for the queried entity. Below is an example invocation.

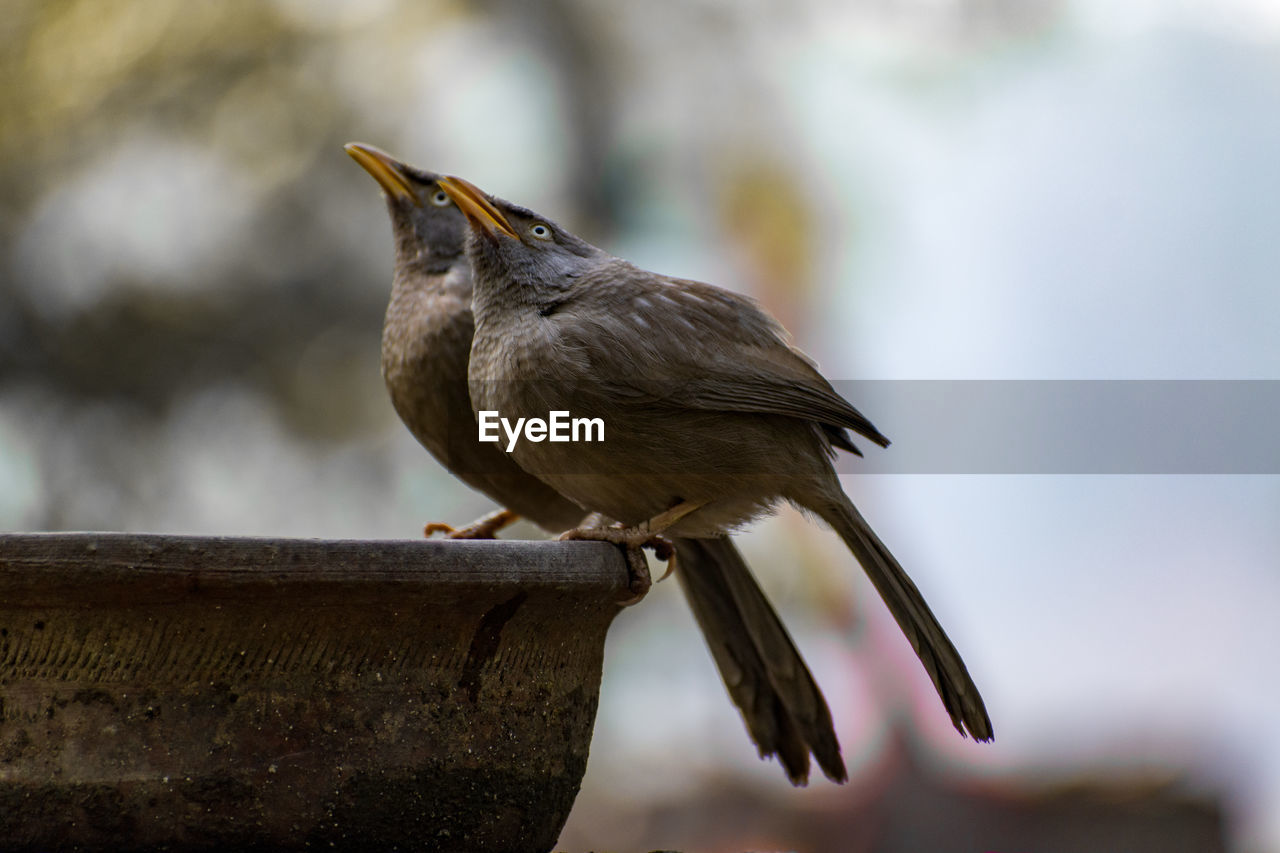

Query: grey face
[465,198,606,303]
[345,143,464,272]
[386,170,467,273]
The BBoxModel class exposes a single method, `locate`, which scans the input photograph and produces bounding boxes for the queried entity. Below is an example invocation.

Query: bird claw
[617,548,652,605]
[558,524,676,604]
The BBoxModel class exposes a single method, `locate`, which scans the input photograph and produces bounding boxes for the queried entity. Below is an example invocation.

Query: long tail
[813,495,993,741]
[674,537,846,785]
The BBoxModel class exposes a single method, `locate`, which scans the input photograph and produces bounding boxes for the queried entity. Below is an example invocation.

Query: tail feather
[674,537,847,785]
[815,497,993,741]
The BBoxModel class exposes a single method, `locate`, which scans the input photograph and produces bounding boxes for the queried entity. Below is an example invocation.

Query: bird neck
[393,235,462,276]
[467,251,537,308]
[389,259,471,305]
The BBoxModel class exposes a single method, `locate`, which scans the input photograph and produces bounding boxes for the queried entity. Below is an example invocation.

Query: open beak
[344,142,417,204]
[437,176,520,240]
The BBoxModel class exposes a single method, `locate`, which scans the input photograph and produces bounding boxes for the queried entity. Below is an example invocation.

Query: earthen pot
[0,533,628,852]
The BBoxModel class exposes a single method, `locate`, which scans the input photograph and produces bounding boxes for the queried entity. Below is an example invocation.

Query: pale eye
[430,190,451,207]
[529,224,552,240]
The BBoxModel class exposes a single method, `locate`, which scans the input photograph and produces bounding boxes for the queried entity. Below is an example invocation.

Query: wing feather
[554,262,890,449]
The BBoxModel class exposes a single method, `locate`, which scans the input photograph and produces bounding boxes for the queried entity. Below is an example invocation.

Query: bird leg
[637,499,707,536]
[424,508,520,540]
[559,524,674,604]
[557,500,705,603]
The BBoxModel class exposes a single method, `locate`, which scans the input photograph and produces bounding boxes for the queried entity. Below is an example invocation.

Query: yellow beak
[437,176,519,240]
[344,142,416,204]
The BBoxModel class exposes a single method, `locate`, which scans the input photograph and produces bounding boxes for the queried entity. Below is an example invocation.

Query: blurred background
[2,0,1278,850]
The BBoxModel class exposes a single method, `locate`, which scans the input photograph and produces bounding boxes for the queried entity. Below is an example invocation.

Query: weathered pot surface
[0,533,628,853]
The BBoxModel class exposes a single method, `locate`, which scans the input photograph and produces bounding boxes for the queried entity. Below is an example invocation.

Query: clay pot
[0,533,627,853]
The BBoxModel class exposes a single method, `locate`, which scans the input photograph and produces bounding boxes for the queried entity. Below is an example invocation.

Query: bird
[437,174,994,744]
[345,142,582,538]
[346,143,848,784]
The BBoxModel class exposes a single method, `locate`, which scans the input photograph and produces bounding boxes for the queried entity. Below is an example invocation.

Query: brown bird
[438,175,994,744]
[345,143,581,537]
[346,143,847,784]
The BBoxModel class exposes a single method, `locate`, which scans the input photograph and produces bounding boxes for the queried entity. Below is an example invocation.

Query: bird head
[436,175,604,303]
[344,142,464,271]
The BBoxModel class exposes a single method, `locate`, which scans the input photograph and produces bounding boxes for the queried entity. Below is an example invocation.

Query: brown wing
[553,261,889,450]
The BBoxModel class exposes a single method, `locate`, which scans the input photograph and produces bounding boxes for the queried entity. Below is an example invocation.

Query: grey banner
[828,380,1279,474]
[451,380,1279,476]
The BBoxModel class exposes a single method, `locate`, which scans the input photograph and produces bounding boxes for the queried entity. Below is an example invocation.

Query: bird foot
[423,508,520,540]
[558,524,676,604]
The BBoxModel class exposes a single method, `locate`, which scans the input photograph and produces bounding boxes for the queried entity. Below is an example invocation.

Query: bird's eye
[430,190,451,207]
[529,224,552,240]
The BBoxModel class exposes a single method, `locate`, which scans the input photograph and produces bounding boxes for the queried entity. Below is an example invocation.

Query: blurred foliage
[4,0,317,205]
[2,0,379,436]
[0,0,1062,469]
[716,153,821,333]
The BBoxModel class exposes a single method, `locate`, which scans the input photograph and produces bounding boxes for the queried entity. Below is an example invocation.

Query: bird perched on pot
[345,142,582,538]
[437,174,994,743]
[346,143,848,784]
